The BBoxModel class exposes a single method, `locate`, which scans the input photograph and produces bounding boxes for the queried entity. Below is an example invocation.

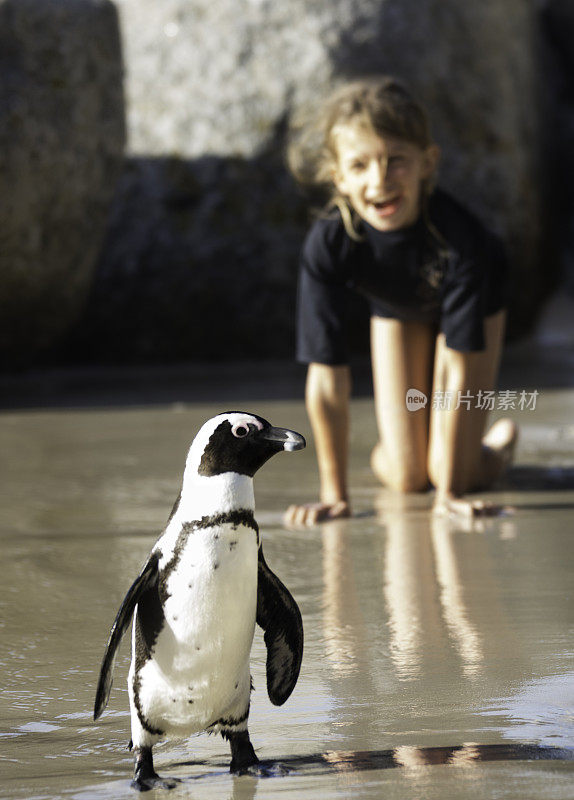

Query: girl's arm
[429,312,510,516]
[285,363,351,525]
[430,347,473,509]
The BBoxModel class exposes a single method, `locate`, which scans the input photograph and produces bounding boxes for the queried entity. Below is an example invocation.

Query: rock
[70,0,542,362]
[74,153,308,361]
[0,0,125,366]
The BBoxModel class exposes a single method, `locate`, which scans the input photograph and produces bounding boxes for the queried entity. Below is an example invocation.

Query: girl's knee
[389,467,429,493]
[371,443,428,492]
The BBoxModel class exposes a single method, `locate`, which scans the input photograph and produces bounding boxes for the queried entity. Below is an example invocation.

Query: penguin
[93,411,305,791]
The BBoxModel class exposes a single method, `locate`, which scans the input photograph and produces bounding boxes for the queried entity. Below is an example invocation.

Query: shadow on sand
[503,466,574,492]
[172,743,574,778]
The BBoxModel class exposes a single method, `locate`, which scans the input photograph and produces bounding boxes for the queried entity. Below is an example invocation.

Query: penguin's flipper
[93,551,160,721]
[256,546,303,706]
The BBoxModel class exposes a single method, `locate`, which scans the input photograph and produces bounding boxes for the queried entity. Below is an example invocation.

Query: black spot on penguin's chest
[134,579,165,674]
[134,510,258,671]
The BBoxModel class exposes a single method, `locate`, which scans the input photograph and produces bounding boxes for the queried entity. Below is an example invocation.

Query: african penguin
[94,412,305,791]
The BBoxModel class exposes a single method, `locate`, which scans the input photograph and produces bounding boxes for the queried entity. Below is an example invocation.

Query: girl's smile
[332,123,439,232]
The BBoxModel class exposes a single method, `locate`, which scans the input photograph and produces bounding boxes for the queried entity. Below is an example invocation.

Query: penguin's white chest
[132,521,259,735]
[164,522,258,651]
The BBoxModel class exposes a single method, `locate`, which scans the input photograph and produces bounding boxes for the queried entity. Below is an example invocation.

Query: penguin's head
[187,412,306,479]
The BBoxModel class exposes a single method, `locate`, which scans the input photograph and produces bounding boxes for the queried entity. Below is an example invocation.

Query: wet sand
[1,390,573,799]
[1,297,574,799]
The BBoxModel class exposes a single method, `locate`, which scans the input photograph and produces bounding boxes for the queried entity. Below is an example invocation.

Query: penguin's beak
[262,426,306,452]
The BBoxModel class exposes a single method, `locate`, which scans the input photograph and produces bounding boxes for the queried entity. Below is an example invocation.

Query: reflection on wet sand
[320,494,524,689]
[167,772,260,800]
[379,503,434,680]
[313,742,574,772]
[321,523,367,676]
[430,515,484,677]
[314,502,573,794]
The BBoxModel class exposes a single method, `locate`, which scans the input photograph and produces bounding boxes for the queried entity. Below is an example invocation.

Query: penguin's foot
[234,761,291,777]
[228,730,259,773]
[227,731,290,777]
[131,746,179,792]
[131,775,179,792]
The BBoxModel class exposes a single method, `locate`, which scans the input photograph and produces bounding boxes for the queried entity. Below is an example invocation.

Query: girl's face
[332,122,439,232]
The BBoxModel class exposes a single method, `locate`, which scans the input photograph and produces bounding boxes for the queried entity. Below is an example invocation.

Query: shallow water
[0,393,573,799]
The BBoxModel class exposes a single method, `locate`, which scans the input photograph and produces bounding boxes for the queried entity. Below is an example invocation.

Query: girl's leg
[370,317,436,492]
[428,310,517,496]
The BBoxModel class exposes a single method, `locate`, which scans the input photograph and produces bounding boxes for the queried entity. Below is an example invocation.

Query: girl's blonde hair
[288,76,436,239]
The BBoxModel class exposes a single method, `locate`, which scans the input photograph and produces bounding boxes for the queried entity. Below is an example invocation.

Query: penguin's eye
[231,423,250,439]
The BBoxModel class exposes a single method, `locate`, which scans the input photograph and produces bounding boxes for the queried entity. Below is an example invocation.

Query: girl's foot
[481,418,519,486]
[432,493,508,519]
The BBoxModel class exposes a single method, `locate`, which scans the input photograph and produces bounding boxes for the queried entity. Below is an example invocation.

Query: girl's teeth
[371,197,400,216]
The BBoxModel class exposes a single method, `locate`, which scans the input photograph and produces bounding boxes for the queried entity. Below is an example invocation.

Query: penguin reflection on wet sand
[94,412,305,791]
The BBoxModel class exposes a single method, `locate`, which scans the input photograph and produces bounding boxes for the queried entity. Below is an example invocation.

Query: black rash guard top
[296,188,508,365]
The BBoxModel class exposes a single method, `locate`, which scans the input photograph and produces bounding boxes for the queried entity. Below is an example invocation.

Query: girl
[286,77,517,525]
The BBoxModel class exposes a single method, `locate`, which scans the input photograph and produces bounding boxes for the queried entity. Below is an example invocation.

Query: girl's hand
[284,500,351,527]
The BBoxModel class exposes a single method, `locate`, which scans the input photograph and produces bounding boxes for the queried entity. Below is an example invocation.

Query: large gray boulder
[0,0,125,366]
[75,0,541,362]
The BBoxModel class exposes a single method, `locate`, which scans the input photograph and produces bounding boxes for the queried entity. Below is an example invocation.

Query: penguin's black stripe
[132,673,165,737]
[191,510,258,537]
[166,489,182,524]
[134,577,166,674]
[160,509,259,599]
[159,531,188,603]
[210,706,250,733]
